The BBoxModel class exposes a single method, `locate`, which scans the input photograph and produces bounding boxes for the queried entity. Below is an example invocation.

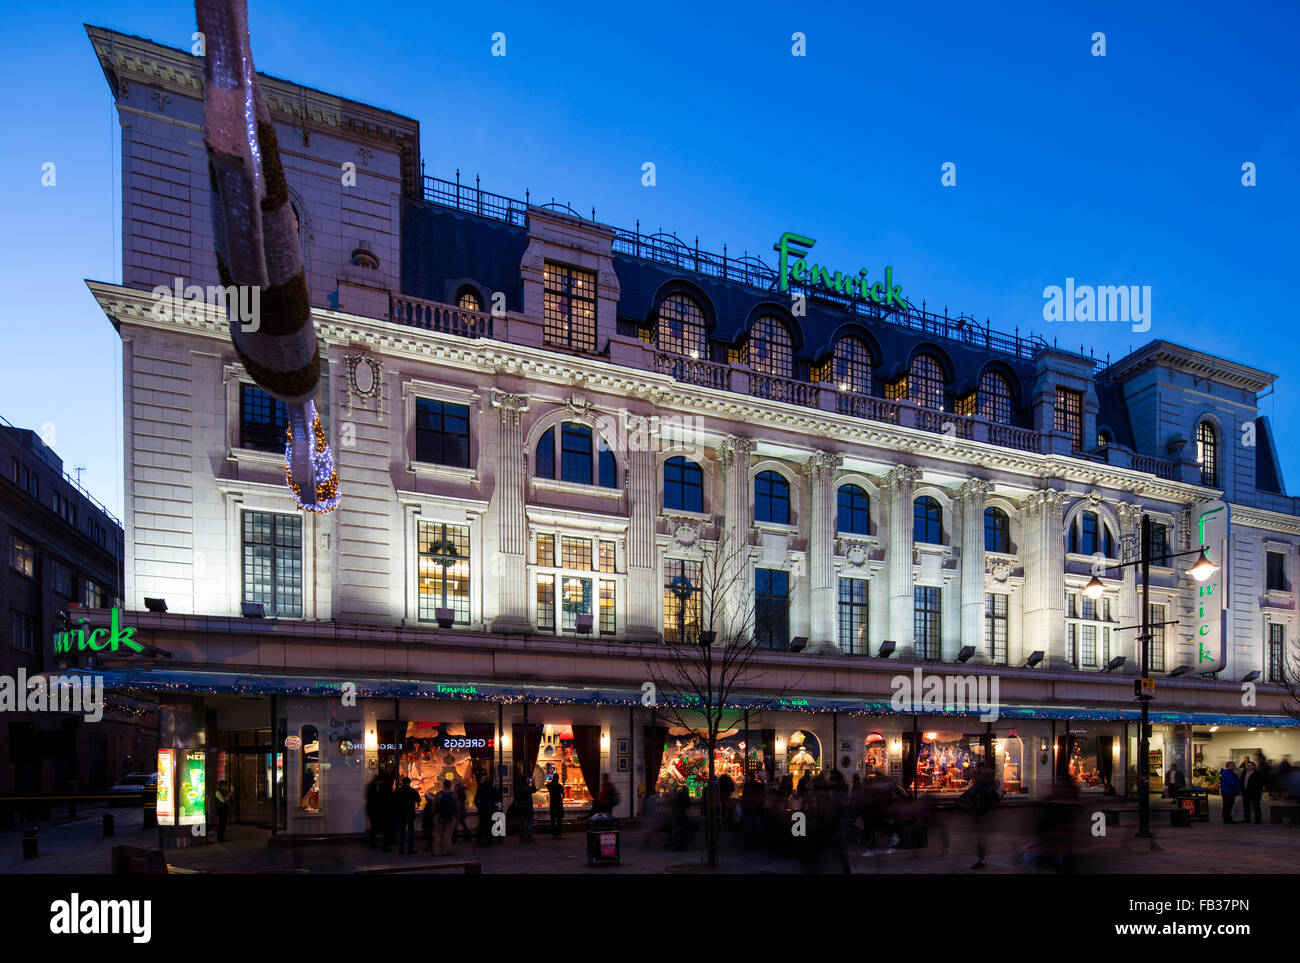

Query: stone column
[881,465,920,649]
[804,451,843,653]
[1022,488,1068,665]
[625,414,659,641]
[489,390,531,632]
[718,436,756,637]
[958,479,992,658]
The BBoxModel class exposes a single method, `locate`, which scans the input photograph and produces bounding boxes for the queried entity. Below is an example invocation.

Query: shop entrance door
[231,745,274,827]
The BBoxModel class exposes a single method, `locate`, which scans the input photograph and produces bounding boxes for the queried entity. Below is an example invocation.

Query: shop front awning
[38,666,1300,729]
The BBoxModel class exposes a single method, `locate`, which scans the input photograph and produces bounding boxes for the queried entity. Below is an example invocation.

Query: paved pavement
[2,798,1297,874]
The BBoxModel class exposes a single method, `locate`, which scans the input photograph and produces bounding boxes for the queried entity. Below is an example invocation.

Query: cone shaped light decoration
[196,0,339,512]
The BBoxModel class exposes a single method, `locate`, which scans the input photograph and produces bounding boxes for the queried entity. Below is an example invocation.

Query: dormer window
[1197,421,1218,487]
[655,294,707,358]
[456,286,483,312]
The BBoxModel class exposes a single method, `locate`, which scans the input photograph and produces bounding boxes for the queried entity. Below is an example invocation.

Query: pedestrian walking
[434,779,459,855]
[454,779,472,842]
[475,773,499,847]
[394,777,420,854]
[969,763,997,869]
[1240,761,1266,824]
[214,780,231,842]
[544,771,565,838]
[422,785,437,850]
[593,774,620,815]
[1219,761,1241,824]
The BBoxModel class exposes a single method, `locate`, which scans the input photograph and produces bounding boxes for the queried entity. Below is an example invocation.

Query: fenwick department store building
[62,26,1300,839]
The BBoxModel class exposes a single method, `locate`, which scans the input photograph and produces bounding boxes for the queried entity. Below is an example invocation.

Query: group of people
[1215,757,1271,824]
[364,769,622,856]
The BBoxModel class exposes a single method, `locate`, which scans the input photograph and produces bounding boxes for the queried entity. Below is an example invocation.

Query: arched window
[748,316,793,378]
[913,496,942,544]
[664,456,704,512]
[456,286,483,312]
[837,484,870,535]
[1097,428,1113,447]
[1197,421,1218,487]
[977,371,1012,424]
[1068,511,1115,557]
[535,428,555,479]
[909,354,947,410]
[656,293,707,358]
[831,337,872,394]
[598,438,617,489]
[755,470,790,524]
[984,507,1010,553]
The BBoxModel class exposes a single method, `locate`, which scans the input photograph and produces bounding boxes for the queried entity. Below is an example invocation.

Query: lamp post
[1083,515,1218,838]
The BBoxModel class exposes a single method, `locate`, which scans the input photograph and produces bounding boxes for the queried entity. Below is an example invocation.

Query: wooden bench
[356,857,481,875]
[111,844,168,874]
[1269,805,1299,825]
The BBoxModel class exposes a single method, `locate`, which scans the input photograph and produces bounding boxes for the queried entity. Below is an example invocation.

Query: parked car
[109,773,158,793]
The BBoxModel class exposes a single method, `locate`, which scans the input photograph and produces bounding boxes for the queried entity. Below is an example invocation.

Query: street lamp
[1082,515,1218,839]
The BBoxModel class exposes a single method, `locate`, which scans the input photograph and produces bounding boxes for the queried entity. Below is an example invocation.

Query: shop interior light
[1209,725,1219,732]
[600,731,610,750]
[1082,576,1105,600]
[364,729,377,752]
[1188,549,1218,582]
[1248,727,1258,732]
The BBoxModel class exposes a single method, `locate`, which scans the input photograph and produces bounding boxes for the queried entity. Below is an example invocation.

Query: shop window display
[526,725,594,809]
[298,726,320,812]
[784,730,822,785]
[1061,735,1116,792]
[656,729,756,798]
[863,731,889,775]
[915,731,987,792]
[395,722,495,806]
[996,732,1025,793]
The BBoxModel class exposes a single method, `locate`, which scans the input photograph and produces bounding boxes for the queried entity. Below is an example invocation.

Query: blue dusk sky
[1,0,1297,518]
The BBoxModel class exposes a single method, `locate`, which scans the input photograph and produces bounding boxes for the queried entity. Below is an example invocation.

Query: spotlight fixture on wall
[956,645,976,663]
[1169,665,1192,677]
[435,607,455,629]
[241,602,265,618]
[1241,670,1260,683]
[144,597,168,613]
[1103,656,1127,672]
[1024,651,1044,668]
[878,640,896,658]
[789,636,808,653]
[575,614,594,634]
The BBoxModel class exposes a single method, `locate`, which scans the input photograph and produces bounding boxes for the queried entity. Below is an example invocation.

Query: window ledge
[228,446,284,468]
[531,477,622,500]
[662,508,711,522]
[1263,591,1294,607]
[409,461,479,484]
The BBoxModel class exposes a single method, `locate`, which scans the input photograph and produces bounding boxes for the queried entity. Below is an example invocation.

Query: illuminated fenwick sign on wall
[53,609,144,656]
[1193,500,1229,674]
[774,232,908,310]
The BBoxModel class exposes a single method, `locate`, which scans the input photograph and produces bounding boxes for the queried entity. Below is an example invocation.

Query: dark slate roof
[1092,381,1137,450]
[401,201,528,312]
[1255,416,1285,494]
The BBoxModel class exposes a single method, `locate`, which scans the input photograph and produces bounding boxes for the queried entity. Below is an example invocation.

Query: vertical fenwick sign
[1193,500,1229,674]
[773,232,908,310]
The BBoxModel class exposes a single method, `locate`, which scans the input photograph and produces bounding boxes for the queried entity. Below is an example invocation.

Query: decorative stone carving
[718,436,757,468]
[989,561,1012,583]
[880,464,920,496]
[490,390,529,427]
[957,478,992,502]
[672,522,699,547]
[844,543,870,569]
[802,451,843,481]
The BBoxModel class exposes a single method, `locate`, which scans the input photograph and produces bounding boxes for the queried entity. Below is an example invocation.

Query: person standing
[1240,761,1266,825]
[515,772,536,843]
[393,777,420,855]
[1218,761,1241,824]
[1164,764,1185,799]
[454,779,472,842]
[422,785,437,851]
[377,772,395,852]
[544,772,565,838]
[214,780,232,842]
[475,773,499,847]
[434,779,459,855]
[969,763,997,870]
[365,773,383,849]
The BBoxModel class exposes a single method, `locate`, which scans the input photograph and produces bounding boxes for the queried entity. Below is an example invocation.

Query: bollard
[142,795,157,829]
[21,828,37,859]
[103,812,115,837]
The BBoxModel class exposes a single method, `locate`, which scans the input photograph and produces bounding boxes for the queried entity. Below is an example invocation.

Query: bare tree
[1277,645,1300,724]
[640,525,802,868]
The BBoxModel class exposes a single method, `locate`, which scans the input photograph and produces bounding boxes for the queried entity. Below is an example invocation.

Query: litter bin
[586,814,620,867]
[1174,789,1210,822]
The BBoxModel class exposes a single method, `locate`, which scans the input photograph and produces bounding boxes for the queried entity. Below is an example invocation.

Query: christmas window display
[915,731,986,792]
[298,726,320,812]
[785,730,822,785]
[864,731,890,776]
[527,724,593,808]
[996,731,1025,793]
[655,728,758,797]
[397,722,495,805]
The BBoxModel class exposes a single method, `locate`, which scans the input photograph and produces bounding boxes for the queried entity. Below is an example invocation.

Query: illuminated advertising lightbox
[156,749,175,826]
[179,750,206,826]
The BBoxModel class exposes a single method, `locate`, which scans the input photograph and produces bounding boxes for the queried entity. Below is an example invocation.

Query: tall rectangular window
[543,262,597,351]
[537,534,555,568]
[1081,624,1097,667]
[241,511,303,617]
[415,399,470,467]
[1266,551,1288,592]
[561,536,593,571]
[1054,387,1083,452]
[1268,622,1287,683]
[418,522,471,623]
[537,575,555,632]
[51,560,72,597]
[1066,623,1077,665]
[599,579,616,635]
[1149,523,1169,565]
[560,423,594,484]
[560,576,593,632]
[240,383,289,452]
[755,569,789,650]
[599,540,616,573]
[10,610,34,653]
[9,533,34,578]
[84,581,104,608]
[913,586,941,659]
[664,558,702,643]
[985,593,1008,664]
[1147,603,1166,672]
[837,578,868,654]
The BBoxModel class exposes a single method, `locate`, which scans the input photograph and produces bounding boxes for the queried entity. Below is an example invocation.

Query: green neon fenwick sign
[1192,501,1229,674]
[774,232,908,309]
[53,608,144,656]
